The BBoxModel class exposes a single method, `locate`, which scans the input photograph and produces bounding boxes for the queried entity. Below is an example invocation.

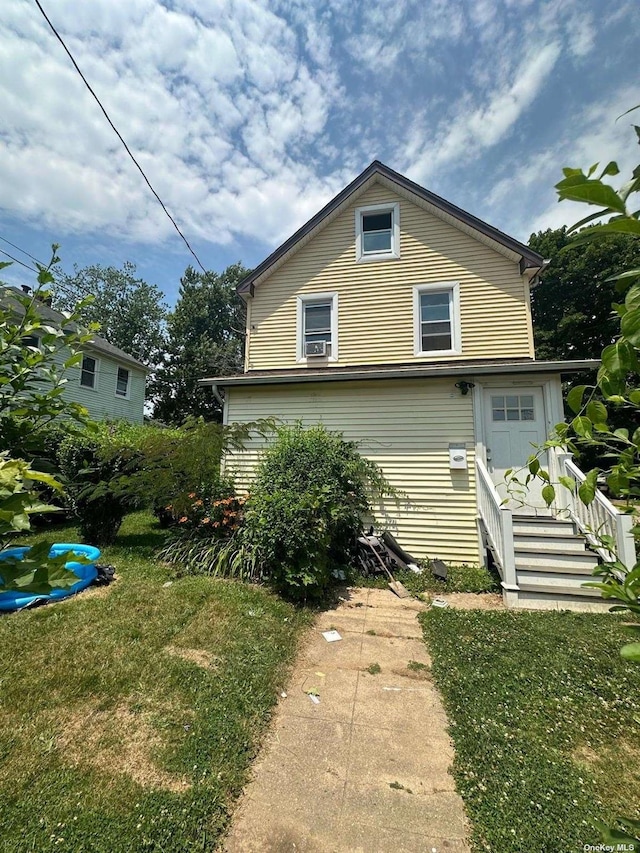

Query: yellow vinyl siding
[247,181,532,370]
[225,378,480,565]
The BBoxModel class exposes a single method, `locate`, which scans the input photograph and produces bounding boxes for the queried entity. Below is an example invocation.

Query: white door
[484,387,549,514]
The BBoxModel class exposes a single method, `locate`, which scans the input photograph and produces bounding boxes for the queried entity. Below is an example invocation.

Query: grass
[420,609,640,853]
[0,512,311,852]
[355,561,499,596]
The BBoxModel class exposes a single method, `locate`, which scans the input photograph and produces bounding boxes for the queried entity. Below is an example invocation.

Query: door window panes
[491,394,536,422]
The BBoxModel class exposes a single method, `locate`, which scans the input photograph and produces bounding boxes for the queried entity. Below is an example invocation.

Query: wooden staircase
[476,453,635,611]
[511,515,602,608]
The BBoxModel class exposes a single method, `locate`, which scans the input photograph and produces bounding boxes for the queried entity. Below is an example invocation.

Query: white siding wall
[226,378,480,565]
[54,347,146,423]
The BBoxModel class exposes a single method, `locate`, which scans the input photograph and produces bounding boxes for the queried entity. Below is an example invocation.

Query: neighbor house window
[413,283,461,356]
[355,202,400,262]
[80,355,98,389]
[297,293,338,361]
[115,367,130,397]
[21,334,40,349]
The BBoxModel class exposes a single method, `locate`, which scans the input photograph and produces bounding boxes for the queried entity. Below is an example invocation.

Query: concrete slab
[224,587,470,852]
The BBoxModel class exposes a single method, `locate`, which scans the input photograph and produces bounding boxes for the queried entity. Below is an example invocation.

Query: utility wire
[32,0,208,274]
[0,235,45,267]
[0,248,39,274]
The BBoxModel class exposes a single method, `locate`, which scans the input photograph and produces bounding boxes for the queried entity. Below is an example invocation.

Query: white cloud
[404,40,561,184]
[0,0,635,265]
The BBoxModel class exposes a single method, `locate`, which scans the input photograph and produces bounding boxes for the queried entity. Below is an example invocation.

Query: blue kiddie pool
[0,543,100,612]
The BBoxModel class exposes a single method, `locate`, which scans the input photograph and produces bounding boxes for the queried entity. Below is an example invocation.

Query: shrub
[240,424,391,599]
[57,422,147,545]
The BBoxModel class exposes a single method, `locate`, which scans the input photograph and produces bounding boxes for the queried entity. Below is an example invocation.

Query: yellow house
[202,161,635,610]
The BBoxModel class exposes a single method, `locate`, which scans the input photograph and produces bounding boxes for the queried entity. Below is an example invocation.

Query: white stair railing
[555,452,636,568]
[476,459,517,588]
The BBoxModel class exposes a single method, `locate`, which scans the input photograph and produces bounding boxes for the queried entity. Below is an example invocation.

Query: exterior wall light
[454,380,475,396]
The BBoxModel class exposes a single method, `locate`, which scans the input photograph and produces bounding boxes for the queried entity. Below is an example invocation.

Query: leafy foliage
[0,249,97,592]
[164,423,393,600]
[57,422,147,545]
[509,111,640,665]
[151,264,248,423]
[54,262,167,366]
[0,456,61,548]
[0,248,95,445]
[529,227,640,362]
[0,541,79,595]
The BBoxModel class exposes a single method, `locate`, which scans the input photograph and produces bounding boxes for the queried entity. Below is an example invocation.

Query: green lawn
[0,512,311,852]
[420,609,640,853]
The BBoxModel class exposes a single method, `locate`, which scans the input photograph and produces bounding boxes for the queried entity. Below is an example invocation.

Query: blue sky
[1,0,639,307]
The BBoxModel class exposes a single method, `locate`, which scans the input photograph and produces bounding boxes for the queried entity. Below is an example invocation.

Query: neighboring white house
[4,286,148,424]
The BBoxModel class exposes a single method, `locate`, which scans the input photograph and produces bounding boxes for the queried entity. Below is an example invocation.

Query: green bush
[242,423,391,599]
[57,422,147,545]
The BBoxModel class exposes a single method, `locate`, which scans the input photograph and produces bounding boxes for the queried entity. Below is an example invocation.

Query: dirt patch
[392,666,432,681]
[434,593,504,611]
[56,701,191,792]
[164,645,218,669]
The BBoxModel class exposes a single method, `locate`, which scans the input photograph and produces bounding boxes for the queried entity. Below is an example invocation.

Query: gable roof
[237,160,545,296]
[1,286,149,371]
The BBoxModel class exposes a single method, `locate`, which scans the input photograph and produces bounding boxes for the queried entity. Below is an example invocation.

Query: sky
[1,0,639,307]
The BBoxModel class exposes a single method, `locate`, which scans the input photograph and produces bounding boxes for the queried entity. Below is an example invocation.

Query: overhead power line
[32,0,207,274]
[0,248,39,274]
[0,235,44,267]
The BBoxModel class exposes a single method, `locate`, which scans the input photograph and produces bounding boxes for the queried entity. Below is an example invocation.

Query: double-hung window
[297,293,338,361]
[115,366,130,398]
[355,202,400,262]
[80,355,98,389]
[414,283,461,356]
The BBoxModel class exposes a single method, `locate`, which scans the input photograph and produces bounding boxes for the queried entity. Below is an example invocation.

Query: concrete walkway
[224,588,470,853]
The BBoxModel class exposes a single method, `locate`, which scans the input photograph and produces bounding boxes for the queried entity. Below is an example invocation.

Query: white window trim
[79,354,99,392]
[115,366,131,399]
[355,201,400,263]
[296,292,339,363]
[413,282,462,357]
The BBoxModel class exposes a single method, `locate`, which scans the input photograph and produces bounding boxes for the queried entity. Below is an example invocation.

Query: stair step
[513,537,588,554]
[518,582,602,598]
[512,519,576,536]
[514,549,599,571]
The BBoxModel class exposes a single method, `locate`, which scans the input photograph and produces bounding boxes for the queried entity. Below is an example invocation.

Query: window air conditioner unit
[305,340,327,357]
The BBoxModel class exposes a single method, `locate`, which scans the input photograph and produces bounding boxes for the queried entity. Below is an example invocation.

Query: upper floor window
[355,202,400,262]
[413,283,461,357]
[297,293,338,362]
[22,334,40,349]
[115,366,130,398]
[80,355,98,389]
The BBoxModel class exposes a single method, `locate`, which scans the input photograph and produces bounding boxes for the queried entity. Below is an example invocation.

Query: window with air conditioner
[297,293,338,362]
[355,202,400,262]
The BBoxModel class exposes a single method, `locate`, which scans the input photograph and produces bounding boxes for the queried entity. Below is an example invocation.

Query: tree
[151,263,248,423]
[55,262,167,365]
[529,228,640,361]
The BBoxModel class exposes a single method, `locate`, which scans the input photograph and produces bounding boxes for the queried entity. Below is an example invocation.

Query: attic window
[355,202,400,262]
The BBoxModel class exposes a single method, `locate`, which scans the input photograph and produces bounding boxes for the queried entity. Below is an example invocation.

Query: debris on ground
[322,630,342,642]
[431,597,449,609]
